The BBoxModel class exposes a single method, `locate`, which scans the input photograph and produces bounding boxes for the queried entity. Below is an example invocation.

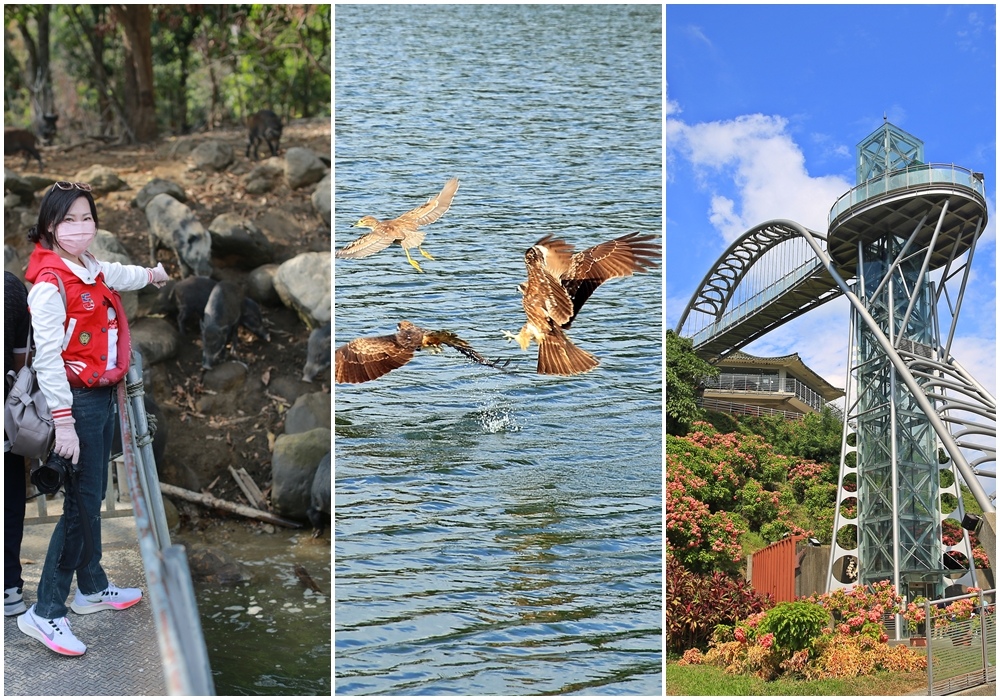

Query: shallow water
[335,5,662,695]
[179,528,331,695]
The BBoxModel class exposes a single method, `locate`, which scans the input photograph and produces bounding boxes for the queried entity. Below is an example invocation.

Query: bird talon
[419,248,435,260]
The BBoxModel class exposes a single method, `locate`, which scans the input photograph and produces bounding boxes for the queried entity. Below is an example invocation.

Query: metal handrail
[118,352,216,695]
[829,163,986,226]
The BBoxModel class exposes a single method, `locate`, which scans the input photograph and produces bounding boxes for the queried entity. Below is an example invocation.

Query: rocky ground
[4,118,331,536]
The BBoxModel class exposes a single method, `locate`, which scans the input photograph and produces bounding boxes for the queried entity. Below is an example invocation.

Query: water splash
[477,391,522,433]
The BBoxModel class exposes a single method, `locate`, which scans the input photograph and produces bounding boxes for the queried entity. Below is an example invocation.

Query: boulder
[255,209,302,246]
[244,160,284,195]
[90,230,132,264]
[185,544,252,585]
[5,245,22,278]
[202,361,248,393]
[190,140,234,172]
[284,147,327,190]
[134,178,186,210]
[74,165,128,193]
[246,263,281,306]
[273,252,330,329]
[207,212,275,269]
[284,392,331,434]
[129,317,180,365]
[4,169,36,205]
[270,428,331,521]
[311,173,331,226]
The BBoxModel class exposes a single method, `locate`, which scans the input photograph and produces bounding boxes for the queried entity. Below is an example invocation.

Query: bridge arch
[675,220,842,361]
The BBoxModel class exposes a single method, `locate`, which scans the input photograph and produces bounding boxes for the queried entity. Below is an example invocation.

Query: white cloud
[667,113,852,241]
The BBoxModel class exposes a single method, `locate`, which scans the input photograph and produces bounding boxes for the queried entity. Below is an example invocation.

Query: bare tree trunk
[113,4,158,143]
[14,6,54,131]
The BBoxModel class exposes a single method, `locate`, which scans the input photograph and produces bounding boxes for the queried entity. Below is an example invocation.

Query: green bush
[758,601,829,652]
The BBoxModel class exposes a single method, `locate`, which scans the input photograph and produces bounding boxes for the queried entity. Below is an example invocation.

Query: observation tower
[824,122,991,620]
[676,120,995,639]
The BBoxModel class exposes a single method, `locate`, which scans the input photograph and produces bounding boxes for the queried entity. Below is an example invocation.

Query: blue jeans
[34,386,115,619]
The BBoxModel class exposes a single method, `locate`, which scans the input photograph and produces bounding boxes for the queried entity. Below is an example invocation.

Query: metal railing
[702,373,831,414]
[697,397,808,421]
[117,351,215,695]
[926,588,996,695]
[829,163,986,226]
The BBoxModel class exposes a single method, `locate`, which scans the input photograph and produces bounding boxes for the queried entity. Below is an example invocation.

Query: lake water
[335,4,662,695]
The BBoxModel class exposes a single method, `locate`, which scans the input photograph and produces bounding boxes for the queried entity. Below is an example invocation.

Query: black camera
[30,452,72,496]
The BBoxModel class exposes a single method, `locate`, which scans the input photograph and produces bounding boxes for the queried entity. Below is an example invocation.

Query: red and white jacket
[25,244,157,420]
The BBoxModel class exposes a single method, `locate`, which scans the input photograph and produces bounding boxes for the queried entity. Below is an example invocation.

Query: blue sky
[667,4,997,399]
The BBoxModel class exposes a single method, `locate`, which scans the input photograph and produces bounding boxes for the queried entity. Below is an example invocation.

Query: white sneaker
[4,586,27,616]
[70,583,143,614]
[17,604,87,656]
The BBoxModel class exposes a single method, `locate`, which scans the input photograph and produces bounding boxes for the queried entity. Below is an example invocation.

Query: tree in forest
[112,4,157,142]
[6,4,331,143]
[4,4,55,132]
[666,330,717,436]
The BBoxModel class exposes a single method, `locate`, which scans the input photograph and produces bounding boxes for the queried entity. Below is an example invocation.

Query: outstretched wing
[532,234,576,280]
[561,232,660,324]
[396,177,460,226]
[335,333,415,383]
[335,229,397,260]
[427,331,514,373]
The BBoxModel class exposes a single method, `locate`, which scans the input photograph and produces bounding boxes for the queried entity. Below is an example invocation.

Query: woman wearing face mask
[17,182,169,657]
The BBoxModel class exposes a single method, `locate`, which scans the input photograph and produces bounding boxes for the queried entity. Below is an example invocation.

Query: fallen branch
[228,465,267,510]
[159,482,303,529]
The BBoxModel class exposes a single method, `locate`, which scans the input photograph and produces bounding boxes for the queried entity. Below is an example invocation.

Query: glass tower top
[856,121,925,184]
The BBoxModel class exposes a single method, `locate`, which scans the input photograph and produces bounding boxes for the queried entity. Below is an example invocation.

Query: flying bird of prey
[506,231,660,375]
[336,320,509,384]
[335,177,459,272]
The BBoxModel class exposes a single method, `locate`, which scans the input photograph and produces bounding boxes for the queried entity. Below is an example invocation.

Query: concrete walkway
[3,510,167,696]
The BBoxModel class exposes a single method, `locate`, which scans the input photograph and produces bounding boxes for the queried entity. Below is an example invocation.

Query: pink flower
[759,632,774,649]
[734,627,747,643]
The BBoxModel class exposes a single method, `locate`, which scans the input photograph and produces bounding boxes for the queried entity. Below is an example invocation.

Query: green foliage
[758,601,830,653]
[5,5,331,139]
[702,409,739,434]
[738,407,844,465]
[665,331,718,436]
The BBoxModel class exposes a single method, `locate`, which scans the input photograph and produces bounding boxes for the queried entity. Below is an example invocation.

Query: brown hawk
[335,177,459,273]
[336,320,507,384]
[507,231,660,375]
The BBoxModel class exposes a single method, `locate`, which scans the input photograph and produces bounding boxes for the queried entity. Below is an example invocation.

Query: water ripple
[335,4,662,696]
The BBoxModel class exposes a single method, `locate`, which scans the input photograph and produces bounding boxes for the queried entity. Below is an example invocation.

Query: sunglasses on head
[54,181,93,192]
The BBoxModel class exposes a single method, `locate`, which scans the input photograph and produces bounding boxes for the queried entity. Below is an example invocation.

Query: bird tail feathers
[537,329,599,376]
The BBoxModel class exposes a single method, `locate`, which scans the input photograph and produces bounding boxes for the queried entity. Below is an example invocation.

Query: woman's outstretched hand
[148,263,170,288]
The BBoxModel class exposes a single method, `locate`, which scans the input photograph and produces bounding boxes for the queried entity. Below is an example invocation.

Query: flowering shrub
[806,580,902,637]
[666,426,820,572]
[903,587,983,634]
[698,581,926,681]
[677,648,704,666]
[665,553,771,653]
[805,633,926,678]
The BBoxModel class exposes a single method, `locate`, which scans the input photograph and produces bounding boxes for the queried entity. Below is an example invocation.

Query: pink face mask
[55,220,97,257]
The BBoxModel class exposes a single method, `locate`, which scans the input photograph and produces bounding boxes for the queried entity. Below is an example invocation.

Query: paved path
[3,512,167,696]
